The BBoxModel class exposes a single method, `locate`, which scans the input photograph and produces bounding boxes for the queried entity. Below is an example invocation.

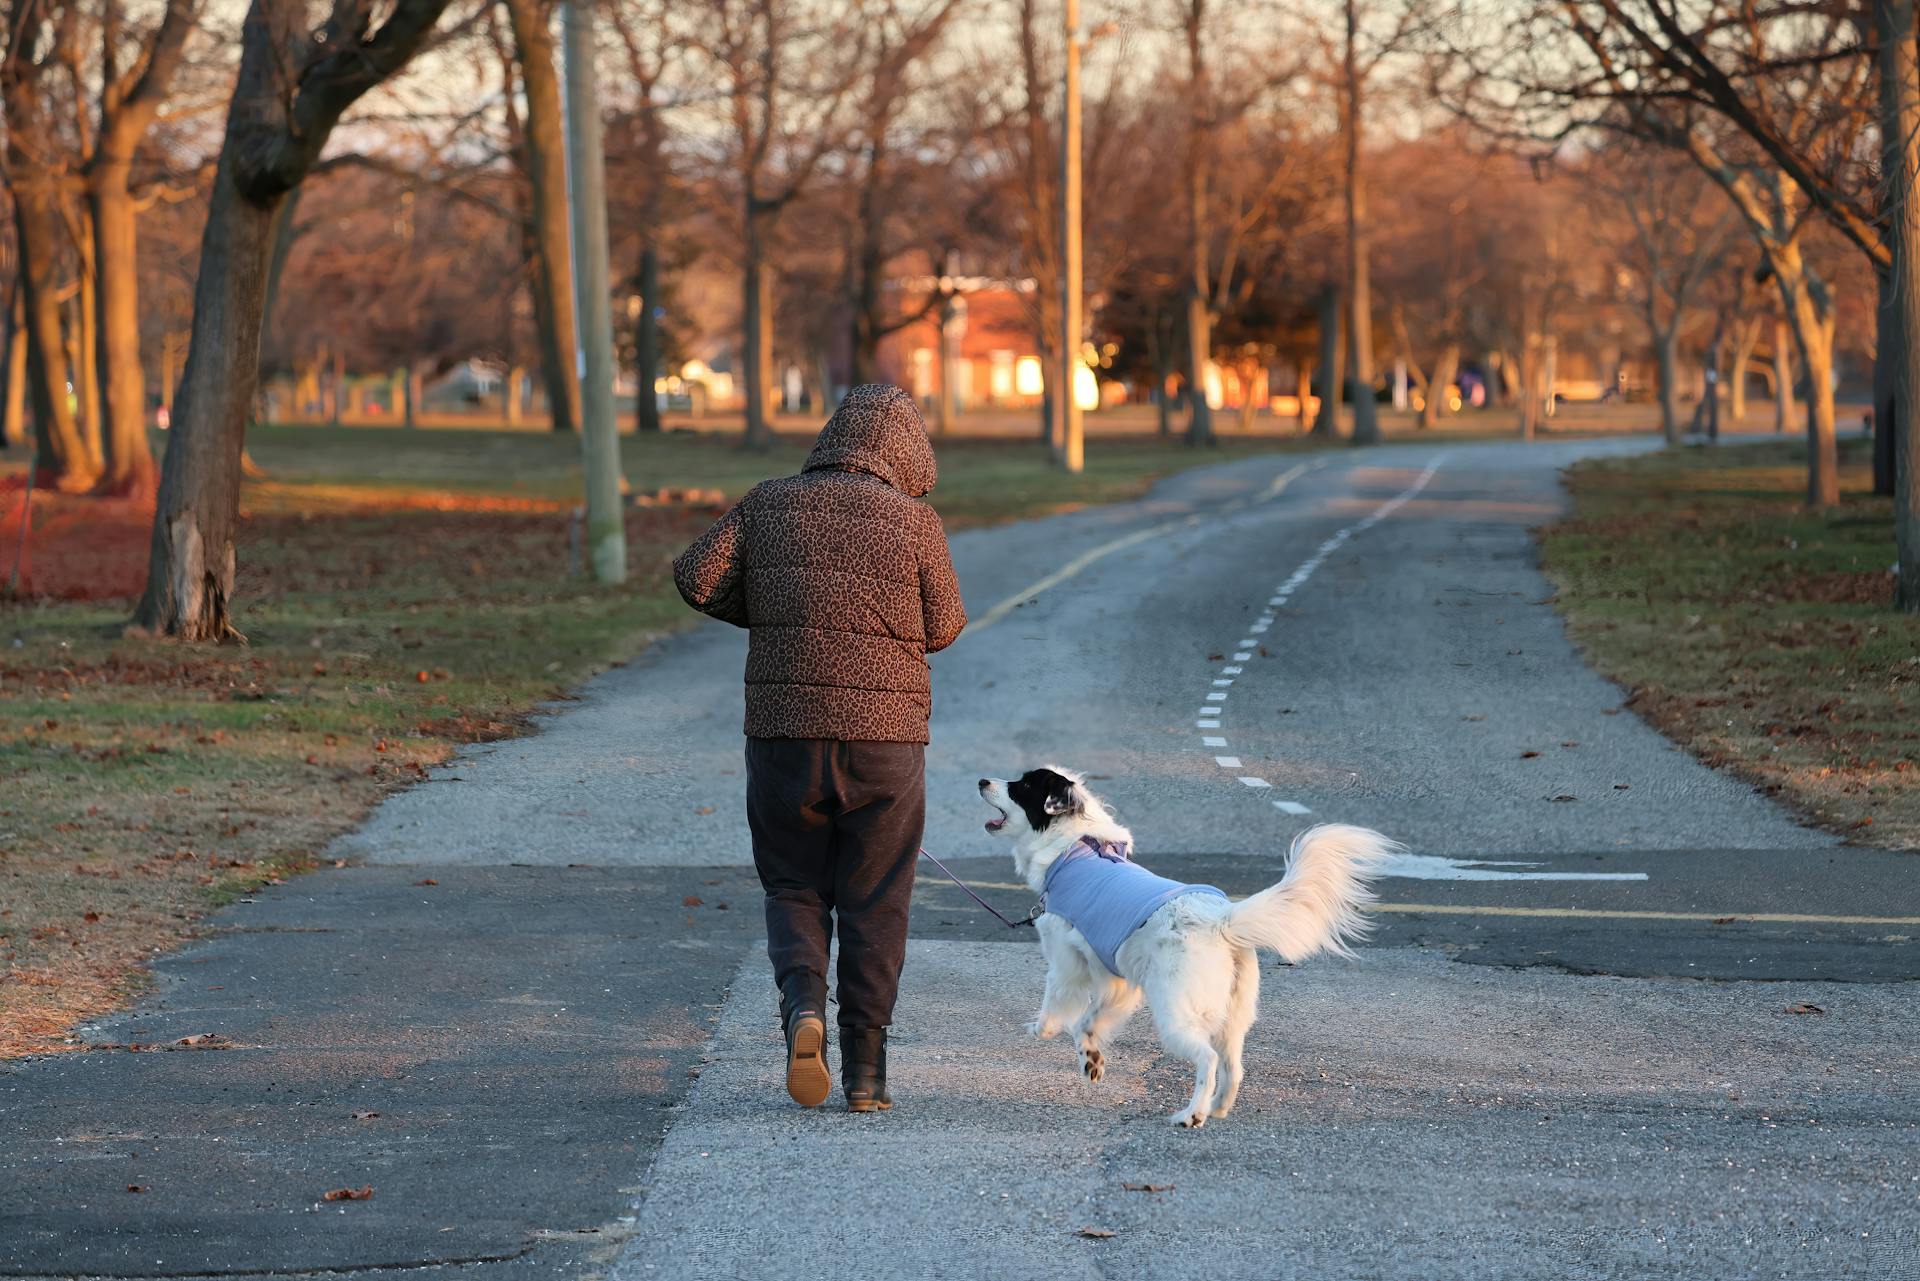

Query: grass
[0,426,1309,1056]
[1541,436,1920,849]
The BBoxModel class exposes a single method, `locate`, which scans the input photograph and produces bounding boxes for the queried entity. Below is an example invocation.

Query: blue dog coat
[1041,837,1227,976]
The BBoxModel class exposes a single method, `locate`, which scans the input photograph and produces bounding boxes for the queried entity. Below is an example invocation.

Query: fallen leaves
[323,1186,375,1202]
[350,1110,380,1121]
[682,895,704,907]
[173,1033,229,1048]
[1548,794,1577,803]
[1075,1227,1115,1239]
[413,878,438,887]
[1785,1003,1825,1016]
[1519,750,1541,759]
[1121,1182,1174,1193]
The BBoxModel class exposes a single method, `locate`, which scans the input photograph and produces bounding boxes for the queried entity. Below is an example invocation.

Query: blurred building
[876,275,1051,410]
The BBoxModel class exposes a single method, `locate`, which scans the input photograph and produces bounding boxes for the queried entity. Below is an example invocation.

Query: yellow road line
[1375,903,1920,926]
[961,459,1323,636]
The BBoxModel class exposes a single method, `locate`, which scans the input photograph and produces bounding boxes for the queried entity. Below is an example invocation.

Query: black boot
[780,986,831,1109]
[841,1026,892,1112]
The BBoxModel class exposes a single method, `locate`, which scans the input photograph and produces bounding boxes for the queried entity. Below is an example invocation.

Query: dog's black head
[978,768,1082,837]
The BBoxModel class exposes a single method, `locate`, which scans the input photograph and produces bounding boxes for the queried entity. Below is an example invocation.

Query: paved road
[343,438,1829,864]
[6,435,1917,1280]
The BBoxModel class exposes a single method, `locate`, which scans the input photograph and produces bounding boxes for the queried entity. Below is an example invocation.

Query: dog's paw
[1079,1046,1104,1083]
[1170,1109,1207,1129]
[1028,1017,1062,1040]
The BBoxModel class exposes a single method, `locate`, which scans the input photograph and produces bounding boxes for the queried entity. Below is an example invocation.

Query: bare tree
[1599,148,1732,442]
[608,0,677,433]
[1436,0,1863,505]
[85,0,199,495]
[692,0,866,448]
[2,0,95,489]
[844,0,964,386]
[133,0,458,639]
[501,0,581,433]
[1325,0,1421,444]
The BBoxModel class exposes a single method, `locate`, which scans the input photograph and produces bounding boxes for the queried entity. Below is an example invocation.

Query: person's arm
[673,500,751,627]
[917,508,967,652]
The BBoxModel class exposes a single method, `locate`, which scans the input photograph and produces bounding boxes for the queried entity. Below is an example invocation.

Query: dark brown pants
[745,737,925,1029]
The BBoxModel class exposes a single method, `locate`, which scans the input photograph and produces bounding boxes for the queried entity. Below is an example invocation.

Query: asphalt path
[6,433,1916,1280]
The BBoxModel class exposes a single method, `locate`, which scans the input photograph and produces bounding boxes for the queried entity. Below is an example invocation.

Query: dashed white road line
[964,458,1325,636]
[1194,455,1443,821]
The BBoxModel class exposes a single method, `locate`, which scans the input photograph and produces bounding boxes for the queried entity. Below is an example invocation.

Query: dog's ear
[1042,780,1077,816]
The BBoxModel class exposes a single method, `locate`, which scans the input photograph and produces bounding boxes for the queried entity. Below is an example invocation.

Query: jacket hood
[803,384,936,497]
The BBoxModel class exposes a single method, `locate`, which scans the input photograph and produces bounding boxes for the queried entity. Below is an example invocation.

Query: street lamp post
[1058,0,1085,472]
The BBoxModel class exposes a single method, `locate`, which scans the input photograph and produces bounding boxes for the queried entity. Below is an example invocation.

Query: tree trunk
[1149,311,1173,436]
[1773,317,1795,433]
[504,0,580,435]
[742,204,775,448]
[131,156,283,639]
[2,284,25,449]
[1518,339,1539,441]
[851,137,889,388]
[1185,288,1212,445]
[1774,259,1840,507]
[1343,0,1379,445]
[1419,344,1458,430]
[88,163,154,493]
[12,172,96,490]
[1877,0,1920,604]
[1655,326,1681,443]
[1875,264,1899,494]
[1295,356,1312,432]
[1311,284,1341,437]
[1730,313,1761,424]
[1183,1,1212,447]
[635,242,662,433]
[73,217,105,474]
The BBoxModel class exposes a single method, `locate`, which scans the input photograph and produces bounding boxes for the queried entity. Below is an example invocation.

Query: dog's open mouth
[984,805,1008,833]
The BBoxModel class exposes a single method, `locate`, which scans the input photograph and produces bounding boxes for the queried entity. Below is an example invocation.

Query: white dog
[978,766,1398,1127]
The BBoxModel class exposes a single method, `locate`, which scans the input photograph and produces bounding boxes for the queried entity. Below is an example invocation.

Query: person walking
[672,384,966,1112]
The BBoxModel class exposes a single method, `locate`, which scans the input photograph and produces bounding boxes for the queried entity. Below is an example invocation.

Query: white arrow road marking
[1379,852,1648,882]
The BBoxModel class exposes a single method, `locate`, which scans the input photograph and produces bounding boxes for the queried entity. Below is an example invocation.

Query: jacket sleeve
[917,508,967,653]
[673,500,750,628]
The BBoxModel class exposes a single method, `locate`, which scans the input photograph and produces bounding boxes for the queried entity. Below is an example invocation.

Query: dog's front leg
[1071,980,1141,1083]
[1031,920,1094,1043]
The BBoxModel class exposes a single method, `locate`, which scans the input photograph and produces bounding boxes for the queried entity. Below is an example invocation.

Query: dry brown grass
[1542,437,1920,849]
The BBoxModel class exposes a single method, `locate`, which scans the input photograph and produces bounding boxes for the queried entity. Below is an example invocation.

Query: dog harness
[1041,836,1227,976]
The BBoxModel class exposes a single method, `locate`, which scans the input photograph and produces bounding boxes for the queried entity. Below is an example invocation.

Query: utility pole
[563,0,627,583]
[1058,0,1085,471]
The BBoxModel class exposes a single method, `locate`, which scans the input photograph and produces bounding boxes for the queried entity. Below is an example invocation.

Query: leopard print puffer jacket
[673,384,967,743]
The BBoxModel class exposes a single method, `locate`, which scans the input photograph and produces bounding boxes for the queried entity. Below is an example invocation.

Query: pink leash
[918,847,1040,929]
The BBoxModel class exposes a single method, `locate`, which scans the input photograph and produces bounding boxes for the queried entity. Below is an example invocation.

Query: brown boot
[841,1026,892,1112]
[783,1006,831,1108]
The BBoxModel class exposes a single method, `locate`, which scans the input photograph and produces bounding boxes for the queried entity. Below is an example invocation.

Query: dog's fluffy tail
[1223,824,1400,963]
